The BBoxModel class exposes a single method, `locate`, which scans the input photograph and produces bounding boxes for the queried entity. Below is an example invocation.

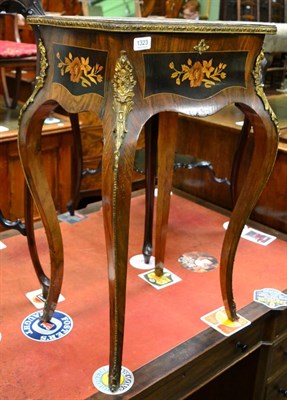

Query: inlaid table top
[27,14,276,33]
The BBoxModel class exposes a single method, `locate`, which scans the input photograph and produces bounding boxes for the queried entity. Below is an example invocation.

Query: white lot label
[134,36,151,51]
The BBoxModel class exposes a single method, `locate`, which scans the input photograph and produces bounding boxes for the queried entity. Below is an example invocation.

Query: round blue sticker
[21,310,73,342]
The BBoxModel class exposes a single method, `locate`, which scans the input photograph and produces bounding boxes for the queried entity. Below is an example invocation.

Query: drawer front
[182,320,264,394]
[266,369,287,400]
[273,310,287,338]
[269,335,287,376]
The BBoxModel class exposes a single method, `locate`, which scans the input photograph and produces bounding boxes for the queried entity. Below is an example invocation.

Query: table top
[263,22,287,53]
[27,16,277,35]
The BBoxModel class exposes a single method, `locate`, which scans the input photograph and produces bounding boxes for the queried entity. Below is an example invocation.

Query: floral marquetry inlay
[56,52,104,88]
[169,58,227,88]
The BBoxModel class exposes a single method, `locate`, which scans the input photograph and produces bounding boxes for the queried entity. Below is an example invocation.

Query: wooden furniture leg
[102,107,143,391]
[142,112,231,268]
[151,104,278,322]
[230,115,252,205]
[18,101,64,321]
[0,60,36,108]
[154,112,178,276]
[142,114,158,264]
[66,113,82,216]
[0,67,13,108]
[24,181,50,298]
[11,66,23,109]
[220,100,278,320]
[0,179,50,299]
[0,64,23,109]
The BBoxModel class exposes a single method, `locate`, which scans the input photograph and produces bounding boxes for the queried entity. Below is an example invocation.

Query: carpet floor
[0,193,286,399]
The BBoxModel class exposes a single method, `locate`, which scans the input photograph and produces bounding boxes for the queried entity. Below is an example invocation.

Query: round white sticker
[92,365,134,395]
[129,254,155,270]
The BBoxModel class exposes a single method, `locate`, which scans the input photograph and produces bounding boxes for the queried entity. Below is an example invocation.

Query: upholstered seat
[0,15,37,108]
[0,39,36,58]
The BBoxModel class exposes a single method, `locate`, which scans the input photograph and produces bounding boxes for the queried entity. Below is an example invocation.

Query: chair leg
[11,66,22,109]
[0,66,23,109]
[0,67,12,108]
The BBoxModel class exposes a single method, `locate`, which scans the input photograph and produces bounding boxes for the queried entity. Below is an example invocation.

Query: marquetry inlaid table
[0,0,279,393]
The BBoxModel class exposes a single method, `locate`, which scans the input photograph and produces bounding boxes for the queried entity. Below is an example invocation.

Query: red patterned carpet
[0,193,286,399]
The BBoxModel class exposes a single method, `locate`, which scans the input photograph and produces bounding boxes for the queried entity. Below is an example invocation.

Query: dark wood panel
[172,102,287,234]
[0,118,73,231]
[173,112,239,210]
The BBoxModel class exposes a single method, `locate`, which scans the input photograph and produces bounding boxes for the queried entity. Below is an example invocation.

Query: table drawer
[273,310,287,338]
[184,320,264,394]
[269,334,287,376]
[265,369,287,399]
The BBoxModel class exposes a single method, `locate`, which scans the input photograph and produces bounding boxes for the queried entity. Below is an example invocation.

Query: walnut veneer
[0,0,280,392]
